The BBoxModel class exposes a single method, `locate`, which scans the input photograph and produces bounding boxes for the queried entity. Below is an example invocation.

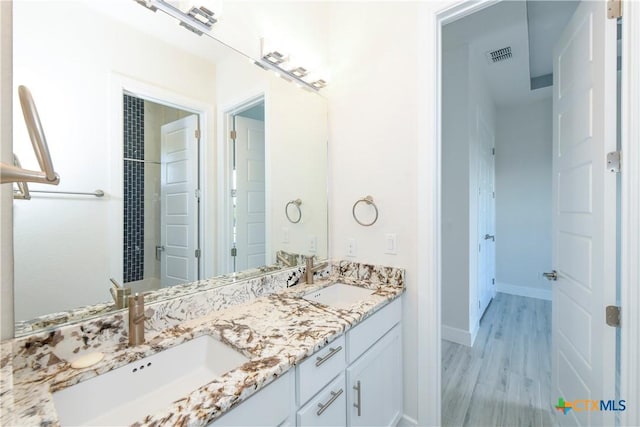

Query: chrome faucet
[128,293,147,346]
[109,278,131,309]
[304,256,328,284]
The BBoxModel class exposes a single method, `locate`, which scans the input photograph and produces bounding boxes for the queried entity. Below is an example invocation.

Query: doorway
[120,92,203,293]
[224,97,266,273]
[439,1,619,426]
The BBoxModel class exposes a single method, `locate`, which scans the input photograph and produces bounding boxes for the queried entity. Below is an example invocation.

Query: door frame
[218,94,267,275]
[108,73,212,285]
[417,1,640,426]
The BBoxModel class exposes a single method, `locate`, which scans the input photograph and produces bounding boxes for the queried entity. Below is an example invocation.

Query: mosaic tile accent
[123,94,145,283]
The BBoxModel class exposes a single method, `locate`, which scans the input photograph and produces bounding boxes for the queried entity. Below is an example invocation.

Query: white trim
[441,325,471,346]
[442,324,478,347]
[495,282,552,301]
[108,74,213,283]
[397,414,418,427]
[620,2,640,426]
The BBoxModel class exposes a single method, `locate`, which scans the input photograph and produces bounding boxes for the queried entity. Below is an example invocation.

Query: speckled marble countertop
[1,272,404,426]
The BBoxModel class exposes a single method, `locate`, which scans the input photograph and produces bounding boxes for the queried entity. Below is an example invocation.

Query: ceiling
[443,0,579,107]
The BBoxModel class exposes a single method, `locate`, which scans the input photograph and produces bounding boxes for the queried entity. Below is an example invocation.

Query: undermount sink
[52,335,249,426]
[303,282,375,309]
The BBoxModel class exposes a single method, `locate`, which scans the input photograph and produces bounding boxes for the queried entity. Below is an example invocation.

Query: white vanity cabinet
[346,325,402,426]
[209,297,402,427]
[208,370,294,427]
[295,297,402,427]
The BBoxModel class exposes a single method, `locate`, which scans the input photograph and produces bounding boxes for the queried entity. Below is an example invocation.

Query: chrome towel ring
[352,195,378,226]
[286,199,302,223]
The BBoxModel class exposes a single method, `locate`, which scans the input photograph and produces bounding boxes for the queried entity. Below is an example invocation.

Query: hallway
[442,293,554,427]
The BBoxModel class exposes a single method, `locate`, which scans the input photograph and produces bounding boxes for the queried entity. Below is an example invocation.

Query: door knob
[543,270,558,281]
[484,234,495,241]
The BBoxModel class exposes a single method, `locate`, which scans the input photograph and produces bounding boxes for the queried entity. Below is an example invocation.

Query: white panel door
[160,115,199,287]
[234,116,266,271]
[551,2,617,425]
[477,113,496,318]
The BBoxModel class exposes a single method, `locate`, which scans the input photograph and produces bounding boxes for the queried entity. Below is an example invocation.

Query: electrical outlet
[346,238,357,257]
[308,235,317,253]
[282,227,289,243]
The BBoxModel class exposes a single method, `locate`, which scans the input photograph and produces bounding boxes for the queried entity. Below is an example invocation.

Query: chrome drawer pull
[353,380,362,416]
[316,388,344,416]
[315,345,343,367]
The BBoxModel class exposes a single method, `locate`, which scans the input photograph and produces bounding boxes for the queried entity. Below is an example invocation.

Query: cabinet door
[346,325,402,427]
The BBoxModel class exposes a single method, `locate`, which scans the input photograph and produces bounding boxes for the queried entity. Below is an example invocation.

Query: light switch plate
[385,233,397,255]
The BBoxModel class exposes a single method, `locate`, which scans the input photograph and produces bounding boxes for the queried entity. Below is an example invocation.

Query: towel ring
[352,195,378,226]
[285,199,302,223]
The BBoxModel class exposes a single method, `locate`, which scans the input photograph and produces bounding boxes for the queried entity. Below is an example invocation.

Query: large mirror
[12,0,328,335]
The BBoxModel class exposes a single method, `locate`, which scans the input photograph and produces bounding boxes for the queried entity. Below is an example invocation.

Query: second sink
[53,335,249,426]
[303,282,375,309]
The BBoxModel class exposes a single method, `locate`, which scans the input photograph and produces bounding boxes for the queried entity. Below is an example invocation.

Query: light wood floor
[441,293,555,427]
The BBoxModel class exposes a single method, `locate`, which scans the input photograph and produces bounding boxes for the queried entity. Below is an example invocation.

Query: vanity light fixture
[259,40,328,92]
[134,0,218,36]
[263,51,289,65]
[289,67,309,78]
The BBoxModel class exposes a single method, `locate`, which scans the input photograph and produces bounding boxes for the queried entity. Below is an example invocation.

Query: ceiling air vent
[486,46,512,63]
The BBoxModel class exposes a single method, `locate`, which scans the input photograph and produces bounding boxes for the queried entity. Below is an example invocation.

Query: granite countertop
[1,274,404,426]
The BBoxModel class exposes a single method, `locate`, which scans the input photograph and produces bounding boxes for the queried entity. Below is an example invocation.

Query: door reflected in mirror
[12,0,327,335]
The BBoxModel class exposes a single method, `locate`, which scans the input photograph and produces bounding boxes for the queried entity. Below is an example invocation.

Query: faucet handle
[109,278,131,308]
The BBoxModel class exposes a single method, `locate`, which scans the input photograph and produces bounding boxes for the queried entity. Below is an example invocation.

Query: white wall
[440,36,496,345]
[327,3,421,423]
[441,45,470,333]
[12,1,216,320]
[495,98,553,299]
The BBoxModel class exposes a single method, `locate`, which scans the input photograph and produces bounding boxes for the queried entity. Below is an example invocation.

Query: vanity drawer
[297,335,346,405]
[297,374,346,427]
[346,298,401,364]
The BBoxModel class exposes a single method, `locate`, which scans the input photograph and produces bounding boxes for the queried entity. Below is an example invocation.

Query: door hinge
[607,0,622,19]
[606,305,621,327]
[195,188,201,200]
[492,278,495,285]
[607,151,621,173]
[195,129,201,139]
[230,247,237,257]
[492,148,495,155]
[478,243,481,252]
[230,130,237,139]
[195,249,201,258]
[492,191,495,199]
[230,189,237,197]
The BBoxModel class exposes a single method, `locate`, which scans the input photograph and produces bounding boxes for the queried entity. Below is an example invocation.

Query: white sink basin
[304,282,375,309]
[53,335,249,426]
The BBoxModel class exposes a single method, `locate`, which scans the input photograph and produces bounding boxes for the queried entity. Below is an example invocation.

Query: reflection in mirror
[12,0,327,335]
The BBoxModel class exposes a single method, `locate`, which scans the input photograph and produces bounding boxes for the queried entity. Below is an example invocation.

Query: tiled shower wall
[123,94,145,283]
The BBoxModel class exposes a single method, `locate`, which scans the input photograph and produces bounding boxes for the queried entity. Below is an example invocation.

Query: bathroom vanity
[0,261,404,426]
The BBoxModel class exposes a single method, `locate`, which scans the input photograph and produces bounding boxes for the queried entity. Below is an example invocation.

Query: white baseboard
[397,414,418,427]
[442,324,475,347]
[496,281,552,301]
